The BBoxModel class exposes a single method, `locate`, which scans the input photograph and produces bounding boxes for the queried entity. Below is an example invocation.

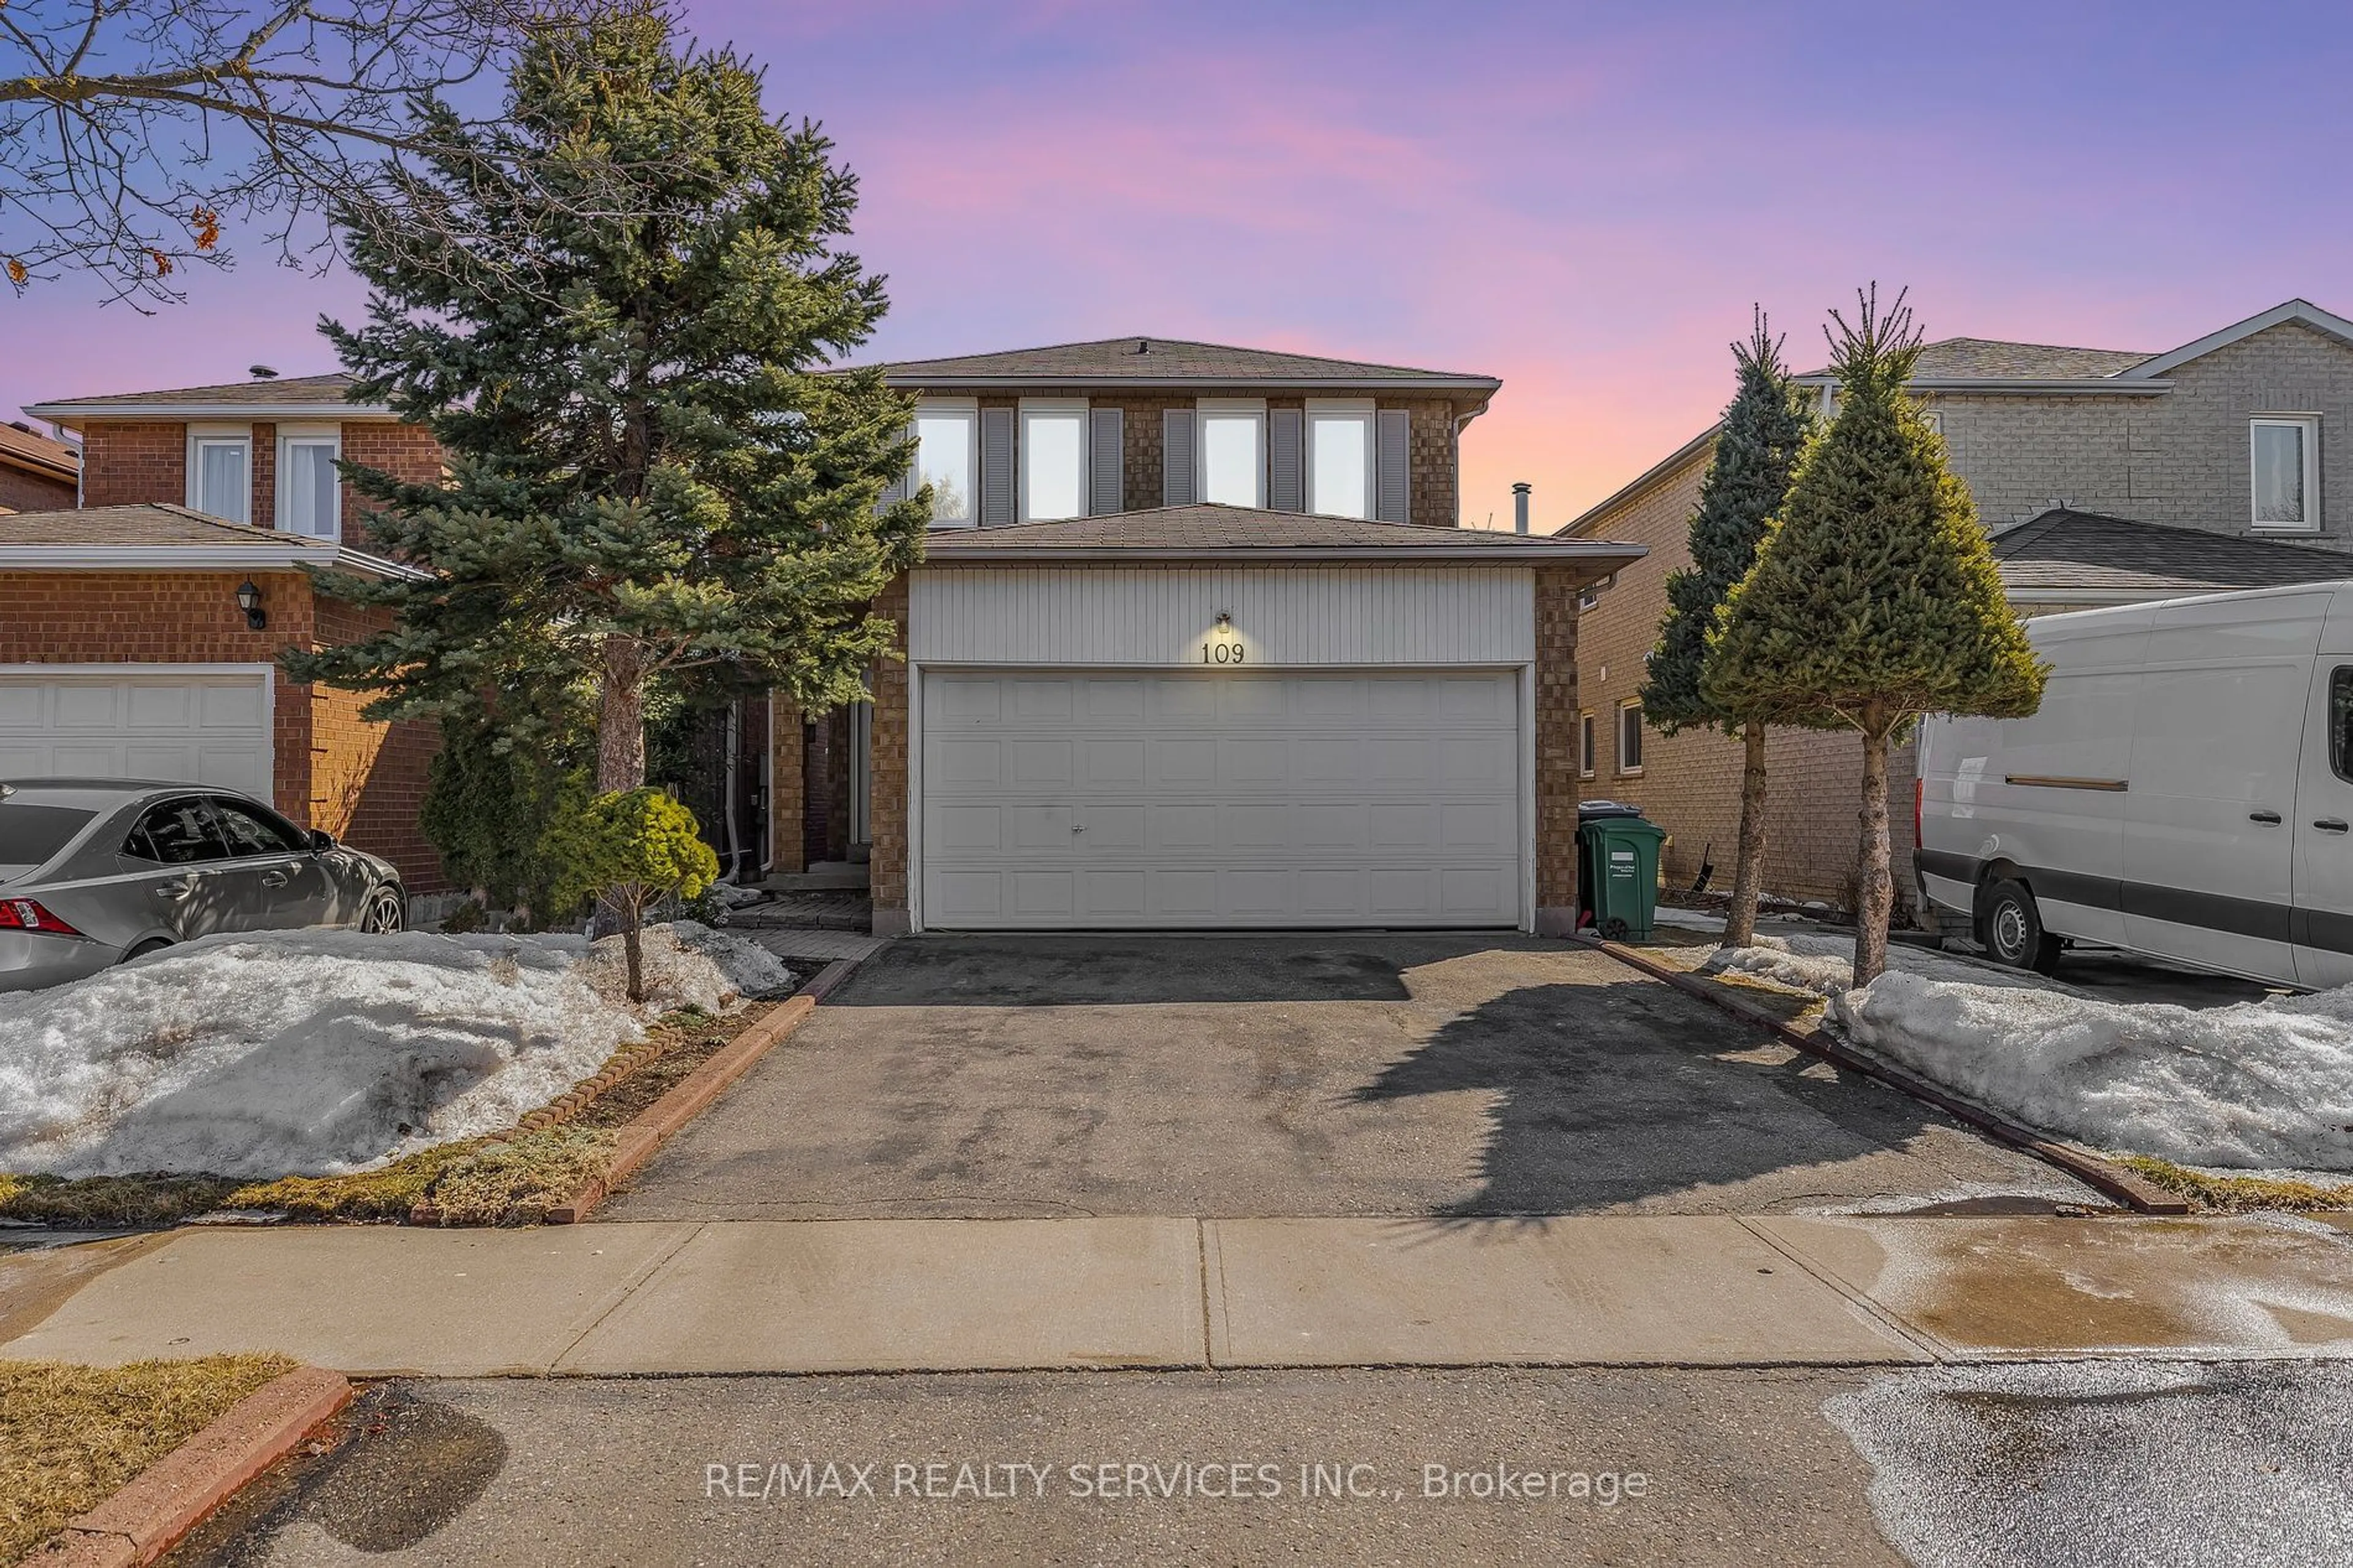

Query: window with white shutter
[1020,400,1088,521]
[1306,401,1375,520]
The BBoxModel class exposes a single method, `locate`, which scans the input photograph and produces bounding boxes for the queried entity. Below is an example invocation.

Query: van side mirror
[309,828,337,854]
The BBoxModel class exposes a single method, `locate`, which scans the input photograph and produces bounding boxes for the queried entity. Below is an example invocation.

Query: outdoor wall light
[235,580,267,631]
[1215,610,1233,627]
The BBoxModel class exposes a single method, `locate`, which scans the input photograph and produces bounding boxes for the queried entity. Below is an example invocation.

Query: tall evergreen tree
[287,4,926,791]
[1640,309,1817,947]
[1704,287,2045,984]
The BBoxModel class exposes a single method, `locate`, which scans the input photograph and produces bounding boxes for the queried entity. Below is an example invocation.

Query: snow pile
[545,921,798,1014]
[0,923,796,1180]
[1700,932,2064,996]
[1828,972,2353,1171]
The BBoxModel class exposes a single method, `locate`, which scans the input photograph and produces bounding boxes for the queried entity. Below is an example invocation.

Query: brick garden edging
[1580,936,2191,1216]
[39,1366,352,1567]
[544,958,858,1224]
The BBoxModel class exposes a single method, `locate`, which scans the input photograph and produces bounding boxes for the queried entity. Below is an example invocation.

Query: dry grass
[0,1173,243,1228]
[1,1127,620,1230]
[0,1353,296,1563]
[2116,1155,2353,1212]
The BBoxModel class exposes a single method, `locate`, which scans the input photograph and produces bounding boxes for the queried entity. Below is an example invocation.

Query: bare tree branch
[0,0,577,306]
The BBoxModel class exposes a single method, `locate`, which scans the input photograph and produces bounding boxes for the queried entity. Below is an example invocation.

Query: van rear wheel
[1979,878,2061,975]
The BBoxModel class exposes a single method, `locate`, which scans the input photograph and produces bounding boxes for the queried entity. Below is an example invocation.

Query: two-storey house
[784,336,1640,934]
[1565,297,2353,918]
[6,374,445,886]
[6,339,1641,933]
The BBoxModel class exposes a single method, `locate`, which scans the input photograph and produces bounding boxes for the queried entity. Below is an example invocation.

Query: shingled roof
[0,502,421,577]
[866,337,1499,392]
[1799,336,2153,383]
[0,503,310,547]
[0,422,78,482]
[1995,509,2351,598]
[920,506,1642,572]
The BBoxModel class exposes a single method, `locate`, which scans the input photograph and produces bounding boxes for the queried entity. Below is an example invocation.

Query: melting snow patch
[0,925,796,1180]
[1700,931,2069,996]
[1830,971,2353,1171]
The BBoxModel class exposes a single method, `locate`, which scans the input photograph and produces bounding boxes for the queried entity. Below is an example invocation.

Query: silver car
[0,779,407,991]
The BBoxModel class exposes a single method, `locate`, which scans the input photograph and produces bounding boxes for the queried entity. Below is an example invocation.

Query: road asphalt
[159,1361,2353,1568]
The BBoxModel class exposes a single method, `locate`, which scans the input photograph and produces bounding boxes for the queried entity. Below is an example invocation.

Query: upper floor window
[2251,415,2321,532]
[914,400,977,529]
[1198,401,1264,508]
[1020,400,1088,521]
[187,427,250,524]
[1579,711,1597,778]
[276,425,341,539]
[1306,401,1374,519]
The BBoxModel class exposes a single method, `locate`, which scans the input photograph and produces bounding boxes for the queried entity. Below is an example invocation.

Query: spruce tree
[287,5,926,792]
[1704,287,2045,984]
[1640,310,1817,947]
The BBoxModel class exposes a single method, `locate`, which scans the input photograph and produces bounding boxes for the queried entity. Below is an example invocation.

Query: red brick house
[9,374,445,888]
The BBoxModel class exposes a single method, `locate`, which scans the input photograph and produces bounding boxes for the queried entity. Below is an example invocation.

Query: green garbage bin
[1578,806,1668,942]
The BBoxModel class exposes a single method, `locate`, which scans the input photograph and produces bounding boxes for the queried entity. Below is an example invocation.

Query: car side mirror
[309,828,336,854]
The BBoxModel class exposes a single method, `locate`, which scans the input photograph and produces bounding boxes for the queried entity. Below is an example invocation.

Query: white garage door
[920,670,1523,929]
[0,670,271,795]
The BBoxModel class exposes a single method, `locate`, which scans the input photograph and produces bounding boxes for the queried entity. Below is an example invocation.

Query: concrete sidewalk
[3,1214,2349,1377]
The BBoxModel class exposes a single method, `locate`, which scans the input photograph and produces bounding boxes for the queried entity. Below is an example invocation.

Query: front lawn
[0,1353,295,1564]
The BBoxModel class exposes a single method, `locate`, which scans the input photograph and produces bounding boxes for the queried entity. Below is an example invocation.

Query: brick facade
[0,458,75,513]
[1931,322,2353,540]
[767,694,806,874]
[338,420,444,548]
[1533,565,1582,932]
[867,574,911,933]
[0,569,444,891]
[78,422,185,508]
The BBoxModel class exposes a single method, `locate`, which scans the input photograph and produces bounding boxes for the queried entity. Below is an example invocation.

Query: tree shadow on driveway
[1352,975,2045,1214]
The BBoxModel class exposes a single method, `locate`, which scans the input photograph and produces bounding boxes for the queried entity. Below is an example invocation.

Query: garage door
[0,670,271,795]
[920,670,1523,929]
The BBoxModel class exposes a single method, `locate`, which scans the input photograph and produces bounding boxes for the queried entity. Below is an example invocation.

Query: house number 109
[1202,638,1246,664]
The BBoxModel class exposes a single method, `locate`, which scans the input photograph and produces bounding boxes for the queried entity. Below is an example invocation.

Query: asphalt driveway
[601,934,2096,1221]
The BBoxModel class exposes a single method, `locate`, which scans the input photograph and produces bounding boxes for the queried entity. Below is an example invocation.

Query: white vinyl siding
[1197,400,1265,508]
[1020,400,1089,522]
[915,400,979,528]
[2251,415,2321,531]
[275,426,341,539]
[187,428,251,524]
[919,669,1521,930]
[909,566,1535,667]
[1306,401,1375,519]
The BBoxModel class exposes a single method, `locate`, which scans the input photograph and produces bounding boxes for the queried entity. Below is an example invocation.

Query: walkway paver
[557,1218,1202,1374]
[1204,1216,1925,1366]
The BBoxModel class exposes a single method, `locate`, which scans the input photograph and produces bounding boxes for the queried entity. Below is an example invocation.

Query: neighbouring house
[772,337,1642,934]
[10,374,447,888]
[1563,297,2353,919]
[0,420,79,513]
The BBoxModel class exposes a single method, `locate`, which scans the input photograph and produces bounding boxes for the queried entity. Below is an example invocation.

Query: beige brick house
[1563,298,2353,920]
[6,374,446,887]
[774,337,1640,934]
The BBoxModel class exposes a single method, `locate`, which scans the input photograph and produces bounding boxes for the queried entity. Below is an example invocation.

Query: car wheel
[122,937,172,964]
[360,885,406,934]
[1978,877,2060,974]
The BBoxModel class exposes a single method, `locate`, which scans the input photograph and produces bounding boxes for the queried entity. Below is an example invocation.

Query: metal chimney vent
[1511,481,1531,535]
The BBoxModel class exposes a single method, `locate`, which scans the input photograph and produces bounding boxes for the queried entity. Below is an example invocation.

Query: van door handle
[2250,810,2283,824]
[2317,819,2350,834]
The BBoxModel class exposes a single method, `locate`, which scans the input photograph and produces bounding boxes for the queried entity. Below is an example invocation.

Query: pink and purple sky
[7,1,2349,527]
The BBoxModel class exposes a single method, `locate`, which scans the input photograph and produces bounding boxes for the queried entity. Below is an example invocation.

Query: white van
[1916,581,2353,990]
